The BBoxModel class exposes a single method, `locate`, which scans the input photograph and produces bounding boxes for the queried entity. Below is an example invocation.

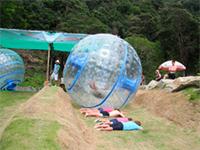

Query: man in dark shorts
[168,72,176,79]
[100,110,110,117]
[110,121,123,130]
[167,60,177,79]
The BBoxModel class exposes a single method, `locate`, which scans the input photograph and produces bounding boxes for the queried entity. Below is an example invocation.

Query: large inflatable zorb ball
[0,48,25,90]
[63,34,142,108]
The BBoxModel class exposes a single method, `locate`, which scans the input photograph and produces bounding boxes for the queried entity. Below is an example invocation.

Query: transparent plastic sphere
[0,48,25,90]
[63,34,142,108]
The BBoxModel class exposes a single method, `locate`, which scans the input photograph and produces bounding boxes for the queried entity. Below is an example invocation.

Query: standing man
[168,60,177,79]
[50,60,60,86]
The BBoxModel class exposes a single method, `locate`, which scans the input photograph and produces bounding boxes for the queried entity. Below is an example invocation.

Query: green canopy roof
[0,28,87,52]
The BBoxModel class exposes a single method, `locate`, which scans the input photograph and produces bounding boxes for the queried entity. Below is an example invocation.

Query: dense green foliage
[0,0,199,82]
[126,36,164,81]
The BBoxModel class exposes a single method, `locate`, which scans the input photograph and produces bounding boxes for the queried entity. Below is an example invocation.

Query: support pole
[46,43,51,81]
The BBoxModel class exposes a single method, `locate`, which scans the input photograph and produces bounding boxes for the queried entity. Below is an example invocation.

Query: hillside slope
[134,89,200,132]
[0,87,200,150]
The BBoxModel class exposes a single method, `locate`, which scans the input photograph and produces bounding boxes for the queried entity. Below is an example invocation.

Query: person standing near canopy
[50,60,60,86]
[158,59,186,80]
[167,60,177,79]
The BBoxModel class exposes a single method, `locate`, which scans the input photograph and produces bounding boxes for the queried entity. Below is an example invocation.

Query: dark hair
[134,120,142,126]
[128,118,132,121]
[114,109,120,112]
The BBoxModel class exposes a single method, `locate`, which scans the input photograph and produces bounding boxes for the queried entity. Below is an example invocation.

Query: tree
[126,36,164,82]
[0,0,199,75]
[159,7,199,74]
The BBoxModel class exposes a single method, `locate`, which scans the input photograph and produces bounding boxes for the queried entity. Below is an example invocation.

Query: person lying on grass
[95,117,133,124]
[80,107,113,114]
[85,109,125,118]
[95,120,143,131]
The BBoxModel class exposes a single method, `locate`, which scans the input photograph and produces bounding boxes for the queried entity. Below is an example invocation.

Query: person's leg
[50,73,54,86]
[80,108,88,111]
[81,109,99,114]
[80,109,86,113]
[168,73,175,79]
[85,112,102,117]
[88,109,99,113]
[80,110,87,114]
[81,110,94,114]
[171,73,176,79]
[80,108,91,114]
[80,108,93,113]
[80,108,99,112]
[94,124,109,129]
[54,74,59,86]
[98,127,113,131]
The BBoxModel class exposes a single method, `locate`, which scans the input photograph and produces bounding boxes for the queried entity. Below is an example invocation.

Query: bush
[125,35,164,83]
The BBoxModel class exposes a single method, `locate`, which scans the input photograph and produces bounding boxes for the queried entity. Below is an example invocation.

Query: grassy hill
[0,87,199,150]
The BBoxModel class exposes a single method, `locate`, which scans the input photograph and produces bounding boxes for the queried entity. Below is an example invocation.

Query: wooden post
[46,43,51,81]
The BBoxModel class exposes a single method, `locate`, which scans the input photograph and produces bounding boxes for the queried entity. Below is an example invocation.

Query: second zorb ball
[63,34,142,108]
[0,48,25,90]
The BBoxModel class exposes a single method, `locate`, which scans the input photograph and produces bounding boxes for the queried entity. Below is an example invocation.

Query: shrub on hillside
[126,36,164,83]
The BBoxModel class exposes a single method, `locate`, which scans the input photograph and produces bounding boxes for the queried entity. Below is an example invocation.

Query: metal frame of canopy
[0,28,87,81]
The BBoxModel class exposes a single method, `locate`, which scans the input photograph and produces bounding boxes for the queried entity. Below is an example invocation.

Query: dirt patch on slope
[18,86,96,150]
[134,89,200,132]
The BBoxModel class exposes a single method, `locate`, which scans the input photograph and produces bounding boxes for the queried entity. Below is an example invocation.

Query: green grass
[183,87,200,102]
[77,105,200,150]
[0,91,35,143]
[0,118,61,150]
[0,91,34,115]
[105,107,199,149]
[1,86,199,150]
[0,87,61,150]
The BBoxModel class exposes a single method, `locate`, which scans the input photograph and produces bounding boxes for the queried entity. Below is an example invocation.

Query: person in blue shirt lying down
[95,120,143,131]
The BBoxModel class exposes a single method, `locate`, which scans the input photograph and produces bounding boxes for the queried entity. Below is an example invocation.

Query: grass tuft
[183,87,200,102]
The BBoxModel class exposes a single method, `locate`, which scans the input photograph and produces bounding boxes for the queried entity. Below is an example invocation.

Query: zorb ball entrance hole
[63,34,142,108]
